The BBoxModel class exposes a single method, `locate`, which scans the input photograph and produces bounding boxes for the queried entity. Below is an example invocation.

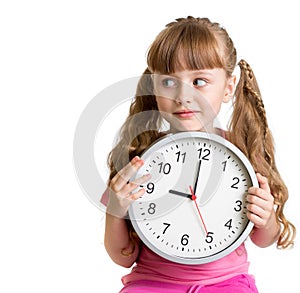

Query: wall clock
[128,131,257,264]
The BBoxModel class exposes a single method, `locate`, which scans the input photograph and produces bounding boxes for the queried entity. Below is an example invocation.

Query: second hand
[189,185,208,236]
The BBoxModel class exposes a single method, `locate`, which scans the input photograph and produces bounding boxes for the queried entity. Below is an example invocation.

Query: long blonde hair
[108,16,295,249]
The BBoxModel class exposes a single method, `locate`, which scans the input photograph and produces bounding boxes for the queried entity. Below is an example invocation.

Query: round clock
[128,131,258,264]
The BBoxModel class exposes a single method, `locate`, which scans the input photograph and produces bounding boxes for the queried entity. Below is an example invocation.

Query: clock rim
[128,131,258,265]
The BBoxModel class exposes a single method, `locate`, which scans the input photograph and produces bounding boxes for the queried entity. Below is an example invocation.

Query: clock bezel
[128,131,258,264]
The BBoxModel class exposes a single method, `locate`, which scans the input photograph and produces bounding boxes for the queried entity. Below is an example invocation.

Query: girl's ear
[223,75,237,103]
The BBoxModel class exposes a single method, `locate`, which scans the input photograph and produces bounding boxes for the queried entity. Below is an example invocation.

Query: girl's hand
[246,173,275,229]
[107,156,150,218]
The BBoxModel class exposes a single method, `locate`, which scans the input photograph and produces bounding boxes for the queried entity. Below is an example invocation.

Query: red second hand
[189,185,208,236]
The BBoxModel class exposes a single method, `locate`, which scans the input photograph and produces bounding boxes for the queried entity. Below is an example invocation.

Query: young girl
[103,16,295,292]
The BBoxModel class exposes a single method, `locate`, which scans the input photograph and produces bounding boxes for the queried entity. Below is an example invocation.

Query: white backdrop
[0,1,299,292]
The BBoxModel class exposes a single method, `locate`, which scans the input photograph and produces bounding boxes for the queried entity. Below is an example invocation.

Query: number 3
[234,200,242,212]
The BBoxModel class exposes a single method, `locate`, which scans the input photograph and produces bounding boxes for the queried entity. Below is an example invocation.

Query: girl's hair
[108,16,295,249]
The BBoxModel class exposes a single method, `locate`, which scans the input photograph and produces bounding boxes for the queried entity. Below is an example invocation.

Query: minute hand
[193,159,202,193]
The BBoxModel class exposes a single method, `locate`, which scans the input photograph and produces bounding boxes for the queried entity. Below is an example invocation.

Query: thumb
[256,172,271,193]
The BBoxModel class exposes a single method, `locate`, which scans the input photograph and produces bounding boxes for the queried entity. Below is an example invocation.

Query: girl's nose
[174,96,192,105]
[174,83,193,105]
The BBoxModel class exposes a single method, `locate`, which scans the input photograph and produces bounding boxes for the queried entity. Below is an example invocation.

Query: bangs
[147,22,224,74]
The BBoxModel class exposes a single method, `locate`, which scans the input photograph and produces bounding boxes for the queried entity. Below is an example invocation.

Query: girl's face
[153,68,236,133]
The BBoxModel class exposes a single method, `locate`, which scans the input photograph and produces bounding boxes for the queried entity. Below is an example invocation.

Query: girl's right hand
[106,156,151,218]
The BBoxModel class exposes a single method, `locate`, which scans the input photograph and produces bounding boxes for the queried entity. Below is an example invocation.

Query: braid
[228,59,295,248]
[238,60,268,137]
[237,60,273,166]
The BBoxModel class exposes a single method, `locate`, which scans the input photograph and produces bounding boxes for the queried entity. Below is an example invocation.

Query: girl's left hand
[246,173,275,229]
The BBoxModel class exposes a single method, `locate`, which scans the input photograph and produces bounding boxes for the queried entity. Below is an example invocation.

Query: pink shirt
[122,243,250,286]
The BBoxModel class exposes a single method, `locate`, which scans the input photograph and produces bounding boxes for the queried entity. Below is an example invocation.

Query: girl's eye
[193,78,207,87]
[162,78,177,87]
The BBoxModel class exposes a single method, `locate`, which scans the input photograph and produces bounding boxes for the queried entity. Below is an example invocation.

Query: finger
[246,194,274,228]
[256,173,271,193]
[247,211,266,228]
[246,200,268,224]
[246,194,266,208]
[130,188,146,201]
[121,173,151,197]
[247,192,274,207]
[111,156,144,191]
[131,173,152,186]
[248,186,273,202]
[246,201,265,217]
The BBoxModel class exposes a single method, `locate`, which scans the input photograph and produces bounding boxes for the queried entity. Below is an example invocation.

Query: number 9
[146,182,155,194]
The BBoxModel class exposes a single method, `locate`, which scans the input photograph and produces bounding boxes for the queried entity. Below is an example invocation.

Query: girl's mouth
[173,110,199,118]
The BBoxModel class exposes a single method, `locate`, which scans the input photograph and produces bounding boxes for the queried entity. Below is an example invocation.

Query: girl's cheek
[156,96,173,111]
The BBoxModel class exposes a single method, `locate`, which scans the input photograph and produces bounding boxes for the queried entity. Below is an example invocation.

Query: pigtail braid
[228,60,295,248]
[237,60,274,166]
[238,60,268,134]
[228,60,267,167]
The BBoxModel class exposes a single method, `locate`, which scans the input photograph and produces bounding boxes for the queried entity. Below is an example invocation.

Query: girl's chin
[170,125,207,133]
[170,121,212,133]
[163,116,214,133]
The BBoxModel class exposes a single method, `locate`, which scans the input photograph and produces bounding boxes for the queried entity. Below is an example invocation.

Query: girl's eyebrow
[168,70,214,79]
[154,70,215,79]
[186,70,214,76]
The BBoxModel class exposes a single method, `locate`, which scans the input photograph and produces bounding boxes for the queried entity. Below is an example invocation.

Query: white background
[0,0,299,292]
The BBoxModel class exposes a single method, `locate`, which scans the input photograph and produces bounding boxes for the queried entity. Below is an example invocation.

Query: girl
[103,16,295,292]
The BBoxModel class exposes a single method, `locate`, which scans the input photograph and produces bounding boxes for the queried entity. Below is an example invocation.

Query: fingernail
[132,156,140,163]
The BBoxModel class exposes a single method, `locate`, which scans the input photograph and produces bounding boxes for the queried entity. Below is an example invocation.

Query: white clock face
[128,132,258,264]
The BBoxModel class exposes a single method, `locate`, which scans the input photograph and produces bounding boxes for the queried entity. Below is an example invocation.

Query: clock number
[231,177,240,189]
[162,223,171,234]
[234,200,243,212]
[224,219,233,230]
[181,234,190,246]
[175,151,186,163]
[158,162,171,174]
[198,148,210,161]
[221,160,227,172]
[146,182,155,194]
[147,203,156,215]
[205,232,214,244]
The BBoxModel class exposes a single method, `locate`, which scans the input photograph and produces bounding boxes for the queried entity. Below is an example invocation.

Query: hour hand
[169,189,192,199]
